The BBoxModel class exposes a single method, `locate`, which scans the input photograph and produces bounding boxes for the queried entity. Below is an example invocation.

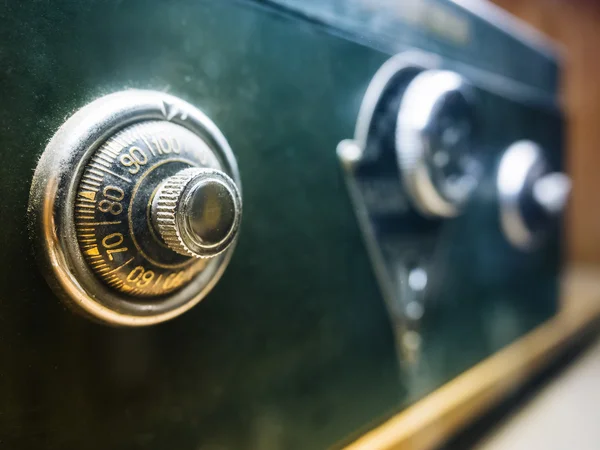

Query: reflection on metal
[152,167,242,259]
[396,69,480,217]
[497,140,570,251]
[346,266,600,450]
[263,0,471,44]
[338,50,487,363]
[338,51,451,364]
[450,0,559,57]
[28,90,242,326]
[353,51,439,157]
[337,138,429,364]
[533,172,572,216]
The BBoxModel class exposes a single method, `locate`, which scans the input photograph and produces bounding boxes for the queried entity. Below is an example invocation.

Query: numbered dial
[29,90,242,326]
[74,120,239,297]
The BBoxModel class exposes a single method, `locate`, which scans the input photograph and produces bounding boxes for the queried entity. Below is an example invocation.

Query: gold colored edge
[345,265,600,450]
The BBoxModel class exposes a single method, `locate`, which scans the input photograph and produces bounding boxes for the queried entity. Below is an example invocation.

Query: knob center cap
[153,168,242,258]
[186,178,237,246]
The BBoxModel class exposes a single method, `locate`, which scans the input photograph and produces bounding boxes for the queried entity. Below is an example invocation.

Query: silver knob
[532,172,571,216]
[498,141,570,250]
[152,167,242,258]
[396,70,480,218]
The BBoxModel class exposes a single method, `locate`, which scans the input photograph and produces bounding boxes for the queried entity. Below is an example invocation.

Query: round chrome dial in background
[498,141,570,250]
[29,90,242,326]
[342,52,481,220]
[396,70,479,218]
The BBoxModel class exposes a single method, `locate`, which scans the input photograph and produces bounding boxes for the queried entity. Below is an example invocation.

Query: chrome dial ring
[28,90,241,326]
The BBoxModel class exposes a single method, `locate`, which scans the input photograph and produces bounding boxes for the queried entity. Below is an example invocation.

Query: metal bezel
[28,90,241,326]
[396,70,476,218]
[350,52,477,218]
[338,51,442,362]
[497,140,544,251]
[353,51,440,158]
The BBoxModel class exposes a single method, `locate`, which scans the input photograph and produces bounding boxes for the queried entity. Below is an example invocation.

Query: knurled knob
[152,167,242,258]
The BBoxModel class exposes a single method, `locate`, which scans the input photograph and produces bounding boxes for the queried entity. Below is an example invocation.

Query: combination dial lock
[29,91,242,326]
[338,52,481,219]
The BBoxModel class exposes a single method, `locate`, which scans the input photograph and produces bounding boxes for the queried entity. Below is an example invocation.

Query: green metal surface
[0,1,560,448]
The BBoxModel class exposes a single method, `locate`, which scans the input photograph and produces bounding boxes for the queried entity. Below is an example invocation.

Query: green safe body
[0,1,562,448]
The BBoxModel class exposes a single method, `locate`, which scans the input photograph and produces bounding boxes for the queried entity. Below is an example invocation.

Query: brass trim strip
[346,266,600,450]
